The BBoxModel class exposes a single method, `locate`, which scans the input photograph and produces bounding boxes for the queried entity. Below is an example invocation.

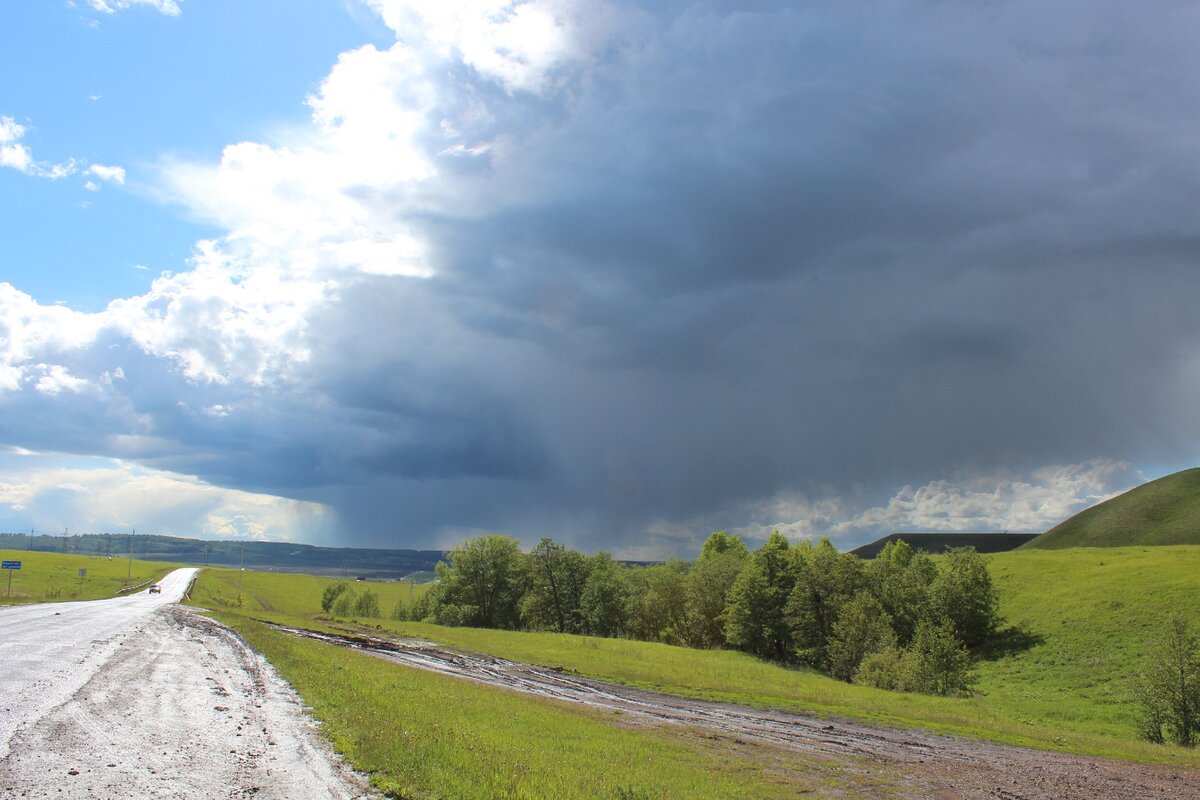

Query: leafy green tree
[626,561,692,644]
[930,547,1000,647]
[521,538,591,633]
[785,538,863,669]
[699,530,750,560]
[827,591,896,681]
[726,531,794,660]
[435,534,527,629]
[684,544,747,649]
[332,589,356,617]
[903,618,974,696]
[321,581,350,613]
[354,589,381,618]
[1133,616,1200,746]
[864,540,936,645]
[580,553,629,637]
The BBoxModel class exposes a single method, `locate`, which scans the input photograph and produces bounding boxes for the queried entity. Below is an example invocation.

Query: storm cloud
[2,1,1198,553]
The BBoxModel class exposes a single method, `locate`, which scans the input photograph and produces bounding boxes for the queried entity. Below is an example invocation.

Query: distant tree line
[343,531,1001,696]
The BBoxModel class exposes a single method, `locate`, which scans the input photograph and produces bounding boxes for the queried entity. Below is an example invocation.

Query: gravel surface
[0,571,372,799]
[273,624,1200,800]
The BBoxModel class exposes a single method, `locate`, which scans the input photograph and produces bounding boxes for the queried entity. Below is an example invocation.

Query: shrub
[1133,616,1200,747]
[854,647,907,691]
[853,619,973,696]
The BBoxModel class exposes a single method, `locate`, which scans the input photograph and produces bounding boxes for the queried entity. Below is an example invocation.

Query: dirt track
[272,623,1200,800]
[0,577,371,799]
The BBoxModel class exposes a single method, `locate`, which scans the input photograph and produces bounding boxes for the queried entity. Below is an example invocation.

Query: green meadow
[223,613,896,799]
[0,549,174,605]
[189,544,1200,775]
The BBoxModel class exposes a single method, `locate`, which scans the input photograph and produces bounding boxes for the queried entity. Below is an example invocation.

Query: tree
[930,547,1000,648]
[625,561,692,644]
[435,535,527,629]
[903,618,974,696]
[580,553,628,637]
[726,531,794,660]
[354,589,381,618]
[827,591,896,681]
[786,538,863,669]
[699,530,750,560]
[521,538,591,633]
[685,533,750,648]
[1133,616,1200,746]
[321,581,350,613]
[864,540,936,645]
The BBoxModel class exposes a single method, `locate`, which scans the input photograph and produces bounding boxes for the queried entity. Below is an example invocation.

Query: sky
[1,0,1197,556]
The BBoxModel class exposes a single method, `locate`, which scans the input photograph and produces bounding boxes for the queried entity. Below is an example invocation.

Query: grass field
[0,549,175,605]
[221,613,895,799]
[189,545,1200,772]
[189,565,431,617]
[1030,467,1200,548]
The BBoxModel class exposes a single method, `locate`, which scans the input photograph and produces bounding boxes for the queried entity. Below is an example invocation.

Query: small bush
[1133,616,1200,747]
[853,619,973,696]
[854,647,906,691]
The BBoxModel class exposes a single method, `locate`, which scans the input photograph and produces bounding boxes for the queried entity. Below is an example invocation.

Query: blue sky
[1,0,387,309]
[0,1,1197,555]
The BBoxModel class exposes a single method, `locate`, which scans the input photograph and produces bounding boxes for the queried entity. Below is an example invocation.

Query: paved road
[0,570,370,799]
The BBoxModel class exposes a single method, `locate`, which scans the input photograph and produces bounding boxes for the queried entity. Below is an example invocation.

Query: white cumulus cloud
[87,0,181,16]
[88,163,126,184]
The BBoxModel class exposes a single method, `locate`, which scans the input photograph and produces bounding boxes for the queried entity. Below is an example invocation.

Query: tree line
[348,531,1002,696]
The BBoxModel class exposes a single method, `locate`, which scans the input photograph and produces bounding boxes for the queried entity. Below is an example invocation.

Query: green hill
[1028,467,1200,549]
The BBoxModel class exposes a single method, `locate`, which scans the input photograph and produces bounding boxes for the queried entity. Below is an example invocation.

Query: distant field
[400,570,438,584]
[189,547,1200,769]
[0,549,175,605]
[1029,467,1200,548]
[189,566,430,617]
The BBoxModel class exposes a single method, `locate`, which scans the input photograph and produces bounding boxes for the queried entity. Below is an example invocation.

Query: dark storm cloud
[225,1,1200,546]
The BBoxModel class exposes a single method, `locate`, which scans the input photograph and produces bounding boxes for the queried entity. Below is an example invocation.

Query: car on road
[148,584,162,594]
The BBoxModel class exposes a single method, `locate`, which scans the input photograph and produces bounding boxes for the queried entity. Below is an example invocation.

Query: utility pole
[126,531,134,583]
[238,541,244,596]
[27,527,33,551]
[62,528,67,553]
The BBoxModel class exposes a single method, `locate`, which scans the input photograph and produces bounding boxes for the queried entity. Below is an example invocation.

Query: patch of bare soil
[272,624,1200,800]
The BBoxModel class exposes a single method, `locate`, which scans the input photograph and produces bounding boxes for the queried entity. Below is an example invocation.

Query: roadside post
[3,560,21,597]
[78,567,87,597]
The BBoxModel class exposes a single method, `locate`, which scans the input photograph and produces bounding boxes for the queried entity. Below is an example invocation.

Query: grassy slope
[226,614,889,799]
[0,549,174,605]
[190,566,430,616]
[1029,467,1200,548]
[190,546,1200,770]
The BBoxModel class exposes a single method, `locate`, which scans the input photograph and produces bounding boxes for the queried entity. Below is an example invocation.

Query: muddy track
[270,623,1200,800]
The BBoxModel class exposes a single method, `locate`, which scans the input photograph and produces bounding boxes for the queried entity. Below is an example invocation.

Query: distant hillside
[1027,467,1200,549]
[851,532,1039,559]
[0,531,444,579]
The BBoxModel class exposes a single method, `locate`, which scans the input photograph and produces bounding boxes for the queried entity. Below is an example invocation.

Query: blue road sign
[1,560,20,570]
